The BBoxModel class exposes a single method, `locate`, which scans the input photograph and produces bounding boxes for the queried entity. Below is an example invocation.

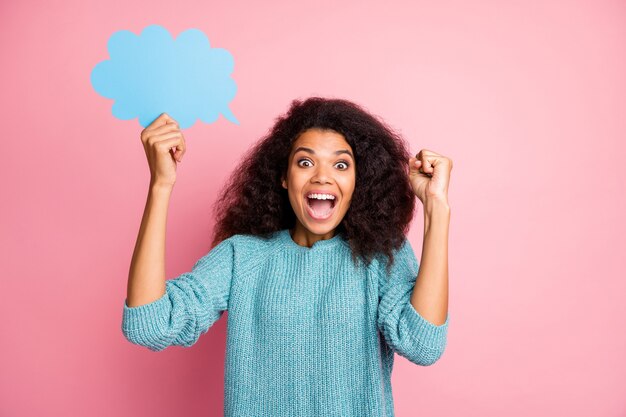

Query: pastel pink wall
[1,0,625,416]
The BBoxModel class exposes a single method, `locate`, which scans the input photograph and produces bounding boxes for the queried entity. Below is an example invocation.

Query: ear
[281,172,288,189]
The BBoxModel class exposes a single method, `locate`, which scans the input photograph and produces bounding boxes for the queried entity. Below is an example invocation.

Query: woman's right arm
[126,112,185,307]
[125,182,172,307]
[122,112,235,352]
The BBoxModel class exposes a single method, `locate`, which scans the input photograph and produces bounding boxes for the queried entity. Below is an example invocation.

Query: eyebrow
[293,146,354,160]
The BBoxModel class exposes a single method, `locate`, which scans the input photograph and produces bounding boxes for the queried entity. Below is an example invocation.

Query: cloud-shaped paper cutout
[91,24,239,128]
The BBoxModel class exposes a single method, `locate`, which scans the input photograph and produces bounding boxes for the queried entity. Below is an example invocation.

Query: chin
[306,225,336,236]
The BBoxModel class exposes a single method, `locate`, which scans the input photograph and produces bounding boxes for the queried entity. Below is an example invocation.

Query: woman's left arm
[408,149,453,327]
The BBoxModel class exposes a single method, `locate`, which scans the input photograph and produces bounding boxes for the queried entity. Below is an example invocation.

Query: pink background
[1,0,625,416]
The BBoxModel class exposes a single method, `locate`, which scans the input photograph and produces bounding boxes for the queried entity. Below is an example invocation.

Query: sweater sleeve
[121,237,236,352]
[377,237,450,366]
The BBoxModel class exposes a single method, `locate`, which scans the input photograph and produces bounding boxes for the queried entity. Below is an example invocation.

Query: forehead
[291,128,352,155]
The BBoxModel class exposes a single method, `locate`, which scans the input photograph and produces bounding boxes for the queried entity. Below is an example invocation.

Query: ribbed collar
[277,228,347,252]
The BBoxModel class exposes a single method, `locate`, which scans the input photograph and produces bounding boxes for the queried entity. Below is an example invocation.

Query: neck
[289,225,337,248]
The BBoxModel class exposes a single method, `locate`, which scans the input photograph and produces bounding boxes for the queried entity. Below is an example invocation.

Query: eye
[297,158,351,170]
[297,158,313,167]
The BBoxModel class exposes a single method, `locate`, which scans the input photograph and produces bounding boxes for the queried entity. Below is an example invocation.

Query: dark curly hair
[210,96,417,274]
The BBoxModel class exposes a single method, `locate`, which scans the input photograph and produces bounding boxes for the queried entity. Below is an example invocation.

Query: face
[281,128,356,245]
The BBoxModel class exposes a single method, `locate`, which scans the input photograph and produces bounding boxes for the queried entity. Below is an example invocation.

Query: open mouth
[305,195,337,220]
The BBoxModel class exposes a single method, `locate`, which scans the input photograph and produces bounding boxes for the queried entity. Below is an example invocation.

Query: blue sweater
[122,228,450,417]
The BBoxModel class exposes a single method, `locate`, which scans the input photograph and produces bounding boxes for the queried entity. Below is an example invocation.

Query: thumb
[410,157,422,172]
[173,149,183,162]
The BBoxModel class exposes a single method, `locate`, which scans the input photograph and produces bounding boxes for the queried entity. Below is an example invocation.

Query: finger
[173,147,184,162]
[149,122,180,137]
[163,113,181,126]
[416,149,440,158]
[145,112,172,132]
[141,124,182,146]
[420,155,437,174]
[173,135,186,162]
[161,112,176,122]
[414,151,428,169]
[409,158,430,177]
[156,136,185,161]
[417,162,432,176]
[414,153,430,172]
[159,133,186,162]
[411,156,432,176]
[150,130,183,145]
[410,157,422,169]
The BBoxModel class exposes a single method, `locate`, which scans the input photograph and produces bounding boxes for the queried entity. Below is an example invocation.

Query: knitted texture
[122,229,450,417]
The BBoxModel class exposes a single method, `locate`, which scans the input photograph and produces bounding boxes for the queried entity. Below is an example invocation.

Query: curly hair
[210,96,417,274]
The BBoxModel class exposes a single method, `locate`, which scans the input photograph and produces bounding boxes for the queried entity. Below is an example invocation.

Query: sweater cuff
[122,292,171,333]
[401,302,449,349]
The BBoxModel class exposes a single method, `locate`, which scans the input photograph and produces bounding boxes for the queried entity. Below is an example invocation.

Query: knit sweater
[121,228,450,417]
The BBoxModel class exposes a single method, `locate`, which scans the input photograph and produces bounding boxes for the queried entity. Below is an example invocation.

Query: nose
[311,163,333,184]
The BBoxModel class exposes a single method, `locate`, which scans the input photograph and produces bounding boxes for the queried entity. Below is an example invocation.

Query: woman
[122,97,452,417]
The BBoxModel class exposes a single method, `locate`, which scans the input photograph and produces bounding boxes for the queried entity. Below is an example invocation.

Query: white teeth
[307,193,335,200]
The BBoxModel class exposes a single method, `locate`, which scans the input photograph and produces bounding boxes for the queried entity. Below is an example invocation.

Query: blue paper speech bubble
[91,24,239,129]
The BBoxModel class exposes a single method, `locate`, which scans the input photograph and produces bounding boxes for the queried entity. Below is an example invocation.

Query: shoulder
[227,232,279,252]
[210,232,281,274]
[372,236,419,280]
